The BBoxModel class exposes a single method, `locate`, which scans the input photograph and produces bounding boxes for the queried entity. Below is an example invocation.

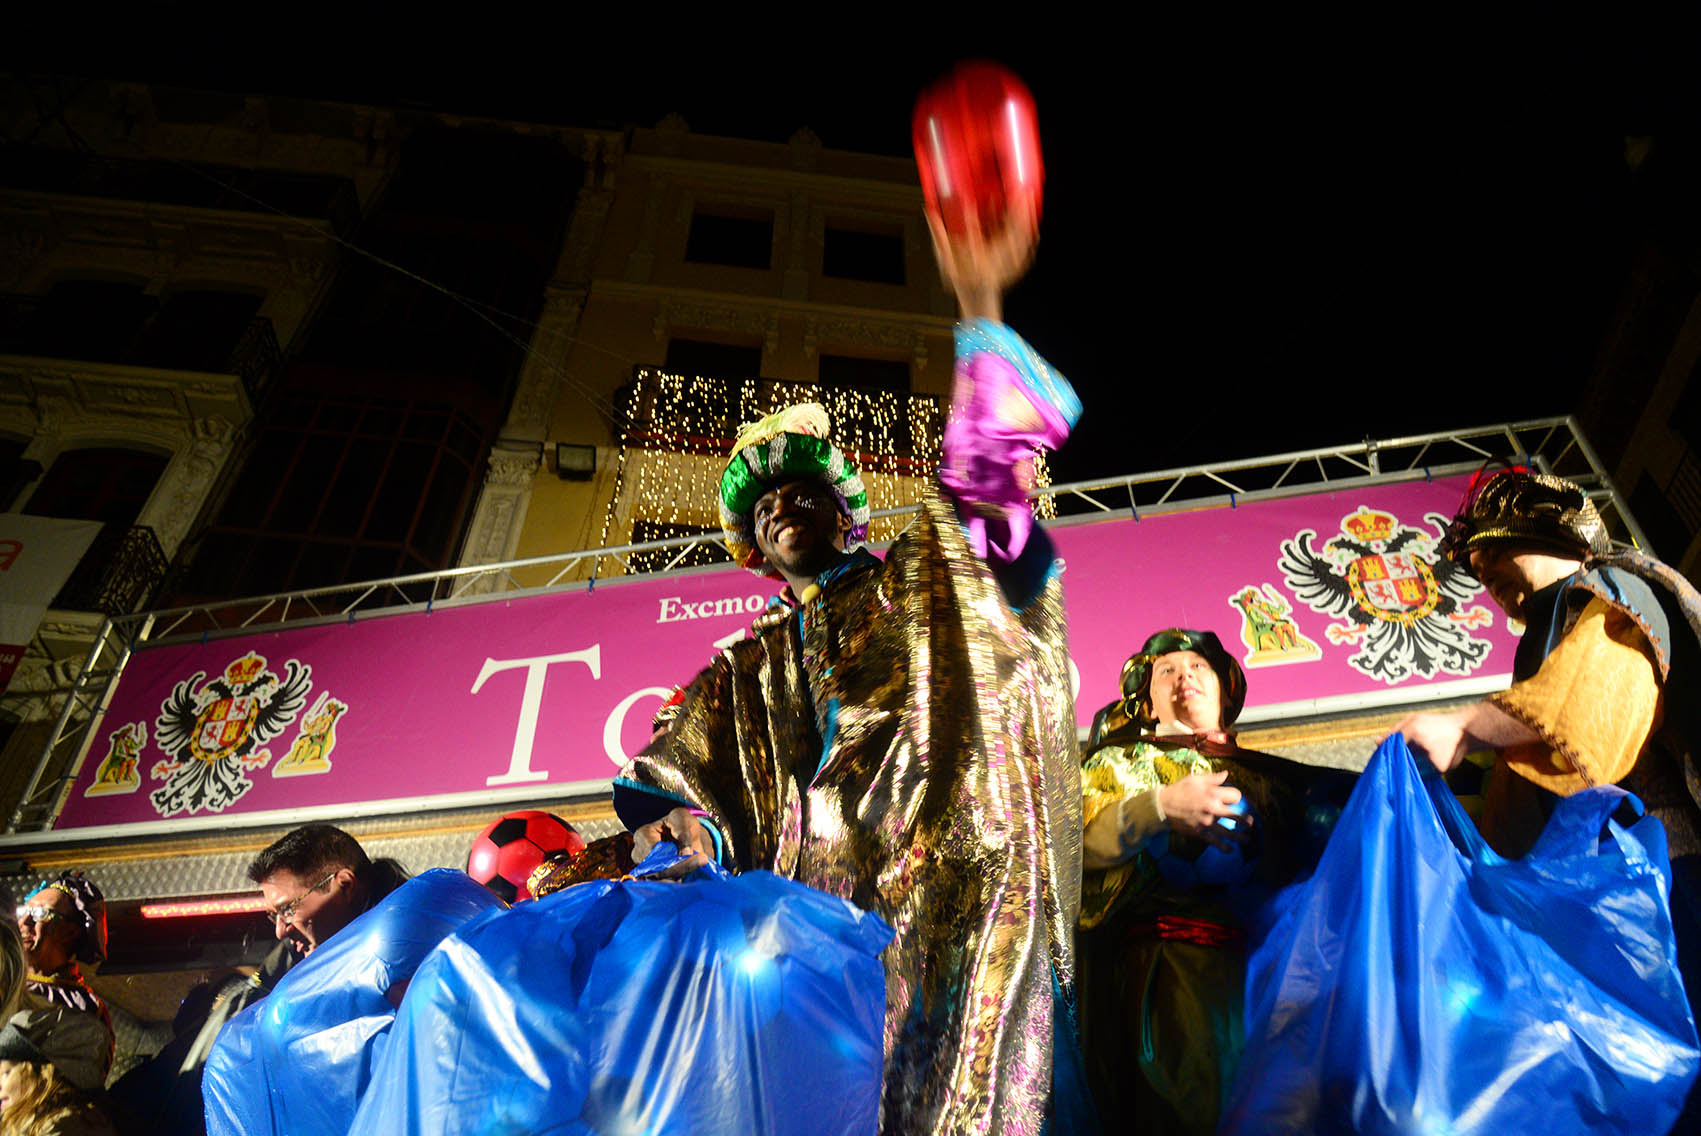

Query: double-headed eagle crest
[1278,506,1494,685]
[151,651,312,816]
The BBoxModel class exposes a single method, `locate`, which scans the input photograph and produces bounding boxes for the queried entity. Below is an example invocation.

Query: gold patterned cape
[616,491,1082,1136]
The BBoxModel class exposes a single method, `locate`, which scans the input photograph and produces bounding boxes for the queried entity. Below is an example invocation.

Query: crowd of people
[0,827,416,1135]
[9,194,1700,1136]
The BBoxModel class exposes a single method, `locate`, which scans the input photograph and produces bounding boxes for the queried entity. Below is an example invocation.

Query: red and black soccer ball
[466,810,586,903]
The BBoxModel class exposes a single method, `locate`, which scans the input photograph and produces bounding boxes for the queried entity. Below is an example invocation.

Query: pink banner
[55,475,1516,833]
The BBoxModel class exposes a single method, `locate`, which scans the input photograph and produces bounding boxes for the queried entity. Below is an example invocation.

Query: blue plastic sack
[1223,734,1700,1135]
[350,844,894,1136]
[204,869,503,1136]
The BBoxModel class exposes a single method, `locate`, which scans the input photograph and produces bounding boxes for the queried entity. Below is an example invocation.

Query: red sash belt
[1125,914,1244,950]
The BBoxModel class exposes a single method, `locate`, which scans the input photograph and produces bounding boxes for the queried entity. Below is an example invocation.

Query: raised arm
[930,204,1081,577]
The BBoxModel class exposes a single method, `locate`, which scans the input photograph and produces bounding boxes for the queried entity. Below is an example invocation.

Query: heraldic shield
[1279,506,1494,685]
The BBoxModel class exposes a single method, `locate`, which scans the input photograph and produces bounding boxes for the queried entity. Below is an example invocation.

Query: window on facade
[11,281,265,375]
[818,353,911,393]
[665,337,764,382]
[22,447,167,527]
[629,520,725,574]
[29,280,158,363]
[137,290,263,372]
[182,394,482,598]
[684,209,774,270]
[823,225,905,285]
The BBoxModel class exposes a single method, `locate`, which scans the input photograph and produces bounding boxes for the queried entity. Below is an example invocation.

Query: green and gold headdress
[718,403,870,573]
[1118,628,1247,730]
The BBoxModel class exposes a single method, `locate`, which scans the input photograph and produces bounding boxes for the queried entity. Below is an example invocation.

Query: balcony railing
[227,318,283,407]
[51,525,168,617]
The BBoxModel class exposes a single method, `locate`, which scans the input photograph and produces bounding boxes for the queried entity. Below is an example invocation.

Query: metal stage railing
[6,415,1642,833]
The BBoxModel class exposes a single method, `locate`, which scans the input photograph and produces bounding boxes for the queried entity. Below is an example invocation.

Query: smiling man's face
[752,480,851,586]
[1466,544,1582,621]
[1147,650,1225,733]
[259,866,356,957]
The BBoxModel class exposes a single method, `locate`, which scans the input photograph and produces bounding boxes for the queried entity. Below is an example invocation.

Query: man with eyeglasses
[249,823,409,958]
[10,871,113,1095]
[202,833,493,1135]
[189,825,406,1100]
[105,828,404,1135]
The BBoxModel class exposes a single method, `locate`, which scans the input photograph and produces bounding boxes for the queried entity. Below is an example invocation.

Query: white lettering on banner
[656,594,768,623]
[603,687,673,768]
[472,646,602,786]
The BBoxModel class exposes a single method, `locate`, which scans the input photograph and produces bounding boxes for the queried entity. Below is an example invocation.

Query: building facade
[460,114,957,587]
[1574,127,1701,579]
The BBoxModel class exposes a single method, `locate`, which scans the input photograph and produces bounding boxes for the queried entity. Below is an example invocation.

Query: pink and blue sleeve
[940,319,1081,566]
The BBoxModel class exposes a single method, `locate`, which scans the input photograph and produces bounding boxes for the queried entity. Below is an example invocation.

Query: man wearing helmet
[1394,467,1701,1117]
[1395,468,1701,860]
[615,214,1089,1134]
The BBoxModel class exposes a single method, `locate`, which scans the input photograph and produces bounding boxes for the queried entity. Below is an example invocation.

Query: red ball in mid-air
[466,809,586,903]
[912,61,1044,240]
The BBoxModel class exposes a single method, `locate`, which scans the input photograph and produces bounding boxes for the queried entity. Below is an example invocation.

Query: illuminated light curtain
[600,368,1053,575]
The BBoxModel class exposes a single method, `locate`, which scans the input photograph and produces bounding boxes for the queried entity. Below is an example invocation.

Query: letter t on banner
[472,646,601,786]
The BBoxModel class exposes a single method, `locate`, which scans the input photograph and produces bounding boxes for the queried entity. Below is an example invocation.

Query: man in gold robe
[613,223,1089,1135]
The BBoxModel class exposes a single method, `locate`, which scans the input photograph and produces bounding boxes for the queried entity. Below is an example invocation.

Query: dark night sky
[26,12,1699,483]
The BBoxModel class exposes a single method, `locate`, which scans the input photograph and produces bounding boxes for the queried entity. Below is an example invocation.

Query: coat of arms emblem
[150,651,312,816]
[1278,506,1494,684]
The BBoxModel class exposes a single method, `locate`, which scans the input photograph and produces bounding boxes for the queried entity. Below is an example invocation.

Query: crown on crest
[1342,507,1396,543]
[224,653,266,685]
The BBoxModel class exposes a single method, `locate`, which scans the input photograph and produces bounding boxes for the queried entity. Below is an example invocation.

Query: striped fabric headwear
[718,403,870,573]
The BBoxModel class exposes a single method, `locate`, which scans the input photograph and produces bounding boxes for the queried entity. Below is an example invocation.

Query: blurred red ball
[912,61,1044,240]
[466,809,586,903]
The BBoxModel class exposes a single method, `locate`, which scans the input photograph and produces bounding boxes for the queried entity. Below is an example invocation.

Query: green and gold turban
[1118,628,1247,730]
[718,403,870,573]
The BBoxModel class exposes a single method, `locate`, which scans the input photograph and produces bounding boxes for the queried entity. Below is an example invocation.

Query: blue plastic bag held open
[203,869,504,1136]
[351,844,894,1135]
[1223,734,1700,1135]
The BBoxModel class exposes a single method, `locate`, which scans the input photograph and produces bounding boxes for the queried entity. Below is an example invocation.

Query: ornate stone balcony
[51,524,169,618]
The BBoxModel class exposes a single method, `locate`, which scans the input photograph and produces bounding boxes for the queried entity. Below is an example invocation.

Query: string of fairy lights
[600,368,1056,572]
